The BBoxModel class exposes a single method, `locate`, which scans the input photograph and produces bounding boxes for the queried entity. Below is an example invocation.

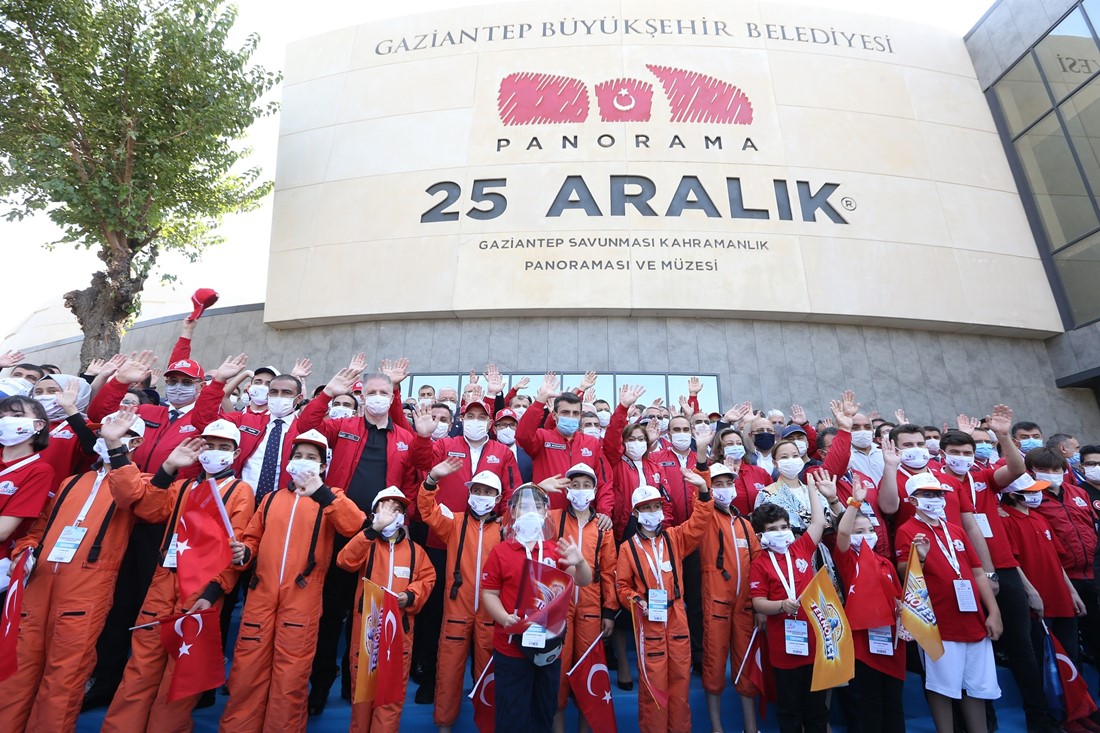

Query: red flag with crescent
[1049,627,1099,720]
[0,550,29,682]
[567,634,617,732]
[470,657,495,733]
[176,479,232,601]
[158,607,224,701]
[373,584,405,706]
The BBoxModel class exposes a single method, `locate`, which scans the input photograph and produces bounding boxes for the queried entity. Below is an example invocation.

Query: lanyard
[635,535,666,591]
[74,469,108,526]
[769,548,797,601]
[522,539,545,565]
[730,516,744,595]
[0,453,40,478]
[963,472,978,509]
[574,518,587,602]
[919,517,961,577]
[49,421,71,436]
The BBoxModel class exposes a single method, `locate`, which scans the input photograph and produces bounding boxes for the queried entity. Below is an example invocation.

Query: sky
[1,0,994,344]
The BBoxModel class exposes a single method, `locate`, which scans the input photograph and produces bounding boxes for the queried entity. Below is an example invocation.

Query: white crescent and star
[613,89,636,112]
[479,673,495,705]
[1057,653,1078,682]
[586,662,614,705]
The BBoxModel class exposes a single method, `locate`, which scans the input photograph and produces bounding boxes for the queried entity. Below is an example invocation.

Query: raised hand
[820,418,834,428]
[99,353,127,380]
[484,363,504,396]
[213,354,249,383]
[810,471,838,503]
[114,351,157,385]
[723,401,752,426]
[681,467,707,490]
[851,475,868,505]
[619,383,646,408]
[911,533,931,563]
[514,376,531,391]
[688,377,702,396]
[99,407,139,443]
[380,357,408,384]
[429,456,464,480]
[987,404,1014,436]
[537,372,561,403]
[291,357,314,380]
[644,418,660,445]
[468,370,480,386]
[0,350,26,368]
[829,390,859,432]
[147,367,162,386]
[556,536,585,568]
[412,403,441,438]
[164,437,205,471]
[578,371,598,392]
[678,395,692,416]
[372,504,398,531]
[324,365,363,397]
[790,404,807,425]
[466,384,485,404]
[84,358,107,377]
[538,474,570,494]
[651,397,664,409]
[869,410,882,420]
[57,378,82,416]
[348,352,367,374]
[894,408,907,425]
[880,437,901,469]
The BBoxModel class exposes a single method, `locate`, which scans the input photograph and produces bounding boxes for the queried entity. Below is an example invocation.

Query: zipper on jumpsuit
[279,494,300,585]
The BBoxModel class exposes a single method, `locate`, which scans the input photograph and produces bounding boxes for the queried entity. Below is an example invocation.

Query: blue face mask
[1020,438,1043,454]
[974,443,997,461]
[557,416,580,436]
[1070,452,1081,466]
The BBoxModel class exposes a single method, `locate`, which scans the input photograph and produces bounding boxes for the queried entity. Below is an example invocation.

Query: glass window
[666,375,721,415]
[1053,231,1100,324]
[506,374,543,404]
[1015,111,1099,247]
[615,374,668,410]
[408,374,460,403]
[995,54,1053,136]
[1060,79,1100,204]
[1035,9,1100,101]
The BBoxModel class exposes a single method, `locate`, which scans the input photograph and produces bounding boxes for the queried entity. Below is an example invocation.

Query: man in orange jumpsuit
[551,463,619,733]
[0,409,145,732]
[615,470,713,733]
[338,486,436,733]
[100,418,255,733]
[218,429,365,733]
[417,459,505,733]
[697,462,762,733]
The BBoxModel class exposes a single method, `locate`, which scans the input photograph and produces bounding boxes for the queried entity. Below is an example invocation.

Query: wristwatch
[985,572,999,582]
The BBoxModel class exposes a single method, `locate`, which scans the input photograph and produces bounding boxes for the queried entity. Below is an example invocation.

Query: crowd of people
[0,313,1099,733]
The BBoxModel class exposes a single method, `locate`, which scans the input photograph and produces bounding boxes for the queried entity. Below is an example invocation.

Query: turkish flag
[738,626,776,721]
[373,588,405,705]
[470,658,495,733]
[1050,628,1099,721]
[176,479,232,601]
[0,551,28,682]
[511,558,574,637]
[567,636,617,733]
[159,608,225,701]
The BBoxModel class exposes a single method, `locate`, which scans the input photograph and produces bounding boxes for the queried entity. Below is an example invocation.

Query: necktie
[169,409,181,424]
[255,418,284,502]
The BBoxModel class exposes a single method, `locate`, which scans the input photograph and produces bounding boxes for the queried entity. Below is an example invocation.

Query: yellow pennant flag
[899,544,945,662]
[354,578,385,704]
[800,566,855,691]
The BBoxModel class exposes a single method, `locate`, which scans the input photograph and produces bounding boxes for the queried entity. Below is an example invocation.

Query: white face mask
[381,513,405,538]
[364,394,391,417]
[467,494,497,516]
[625,440,646,461]
[328,405,355,420]
[712,486,736,507]
[793,440,808,457]
[657,418,670,433]
[1023,492,1044,508]
[463,418,489,442]
[777,457,803,479]
[513,407,527,419]
[582,426,602,438]
[1085,466,1100,483]
[637,510,663,532]
[693,424,713,440]
[850,532,878,551]
[944,455,974,475]
[431,422,450,440]
[0,416,37,447]
[495,427,516,445]
[287,458,321,480]
[925,438,941,453]
[442,400,458,415]
[567,488,595,511]
[199,449,234,474]
[900,447,930,469]
[670,433,692,451]
[596,410,611,427]
[35,395,65,421]
[267,396,296,418]
[724,444,745,461]
[513,511,544,543]
[93,436,130,463]
[851,430,874,449]
[248,384,269,406]
[1035,471,1064,488]
[0,377,32,397]
[761,529,795,553]
[914,496,946,519]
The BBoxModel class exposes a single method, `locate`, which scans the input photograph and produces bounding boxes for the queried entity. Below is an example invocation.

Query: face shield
[506,483,554,544]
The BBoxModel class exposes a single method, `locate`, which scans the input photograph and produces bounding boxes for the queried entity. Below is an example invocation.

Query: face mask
[93,437,129,463]
[514,407,527,419]
[657,418,670,433]
[637,510,663,532]
[248,384,269,405]
[1085,466,1100,483]
[596,410,611,427]
[0,416,37,447]
[914,496,946,519]
[582,426,602,438]
[974,443,997,461]
[1020,438,1043,454]
[165,383,197,406]
[753,433,776,452]
[0,377,32,397]
[35,395,66,421]
[287,458,321,479]
[442,400,458,415]
[760,529,795,553]
[267,396,296,418]
[431,422,450,440]
[568,488,595,511]
[777,458,803,479]
[380,513,405,539]
[1023,492,1044,508]
[363,395,391,417]
[328,405,355,420]
[496,427,516,445]
[724,444,746,461]
[900,447,930,469]
[1070,452,1081,466]
[1035,471,1064,488]
[670,433,692,451]
[693,424,712,439]
[199,449,235,474]
[793,439,808,457]
[850,533,878,551]
[851,430,874,449]
[557,416,580,436]
[944,455,974,475]
[625,440,646,460]
[463,419,489,442]
[468,494,497,515]
[712,486,736,507]
[513,511,544,543]
[925,438,941,453]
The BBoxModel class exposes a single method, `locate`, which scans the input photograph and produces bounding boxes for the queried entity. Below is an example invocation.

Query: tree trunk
[63,271,133,370]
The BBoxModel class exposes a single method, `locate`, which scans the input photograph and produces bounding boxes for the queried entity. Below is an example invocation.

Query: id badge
[46,525,88,564]
[163,533,179,568]
[522,623,547,649]
[972,513,993,538]
[953,579,979,612]
[867,626,894,655]
[647,588,668,623]
[784,618,810,656]
[859,502,880,527]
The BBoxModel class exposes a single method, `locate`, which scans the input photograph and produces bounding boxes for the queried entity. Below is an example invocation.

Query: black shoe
[617,679,634,691]
[414,682,435,705]
[410,660,426,685]
[308,689,328,716]
[195,689,216,709]
[692,659,703,677]
[80,683,116,713]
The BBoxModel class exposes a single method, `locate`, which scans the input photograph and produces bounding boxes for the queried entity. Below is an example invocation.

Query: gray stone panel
[986,2,1030,71]
[457,319,492,372]
[488,317,522,373]
[577,318,610,372]
[1007,0,1058,44]
[546,318,579,372]
[606,316,641,372]
[666,318,700,373]
[637,318,669,373]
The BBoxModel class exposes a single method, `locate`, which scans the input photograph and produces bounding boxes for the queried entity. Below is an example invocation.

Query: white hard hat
[105,411,146,438]
[293,429,329,453]
[372,486,409,511]
[905,472,950,495]
[201,419,240,445]
[465,470,503,495]
[631,484,663,509]
[708,463,734,480]
[565,463,596,481]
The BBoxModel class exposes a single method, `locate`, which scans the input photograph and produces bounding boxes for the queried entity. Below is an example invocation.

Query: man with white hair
[766,409,786,431]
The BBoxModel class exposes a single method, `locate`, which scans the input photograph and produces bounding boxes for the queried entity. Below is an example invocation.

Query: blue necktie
[255,418,284,502]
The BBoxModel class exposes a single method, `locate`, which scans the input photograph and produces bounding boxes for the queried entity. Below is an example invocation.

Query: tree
[0,0,280,365]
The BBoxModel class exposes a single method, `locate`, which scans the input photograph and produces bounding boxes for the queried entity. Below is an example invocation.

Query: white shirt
[166,401,196,418]
[754,451,774,475]
[468,439,486,471]
[243,414,290,488]
[849,447,885,483]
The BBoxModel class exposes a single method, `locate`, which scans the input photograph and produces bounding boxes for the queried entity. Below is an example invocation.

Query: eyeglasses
[1083,461,1100,468]
[165,378,198,387]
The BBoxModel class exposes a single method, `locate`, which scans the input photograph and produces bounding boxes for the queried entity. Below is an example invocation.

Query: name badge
[163,533,179,568]
[647,588,668,623]
[394,566,410,578]
[240,426,260,436]
[447,451,467,459]
[46,525,88,564]
[144,420,161,429]
[659,560,672,572]
[736,538,749,549]
[784,618,810,656]
[522,623,547,649]
[544,442,566,450]
[338,431,361,442]
[868,626,894,655]
[953,579,978,612]
[972,513,993,538]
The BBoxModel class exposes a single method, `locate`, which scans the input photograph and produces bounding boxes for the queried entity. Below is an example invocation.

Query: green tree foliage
[0,0,280,363]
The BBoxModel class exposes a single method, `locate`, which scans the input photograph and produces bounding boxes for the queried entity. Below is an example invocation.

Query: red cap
[462,400,491,417]
[494,409,518,423]
[352,380,364,393]
[165,359,204,380]
[189,288,219,321]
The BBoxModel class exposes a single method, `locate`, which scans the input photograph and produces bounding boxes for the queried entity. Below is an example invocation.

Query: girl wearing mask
[32,374,96,478]
[605,384,673,542]
[0,395,55,583]
[710,427,770,516]
[755,440,844,531]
